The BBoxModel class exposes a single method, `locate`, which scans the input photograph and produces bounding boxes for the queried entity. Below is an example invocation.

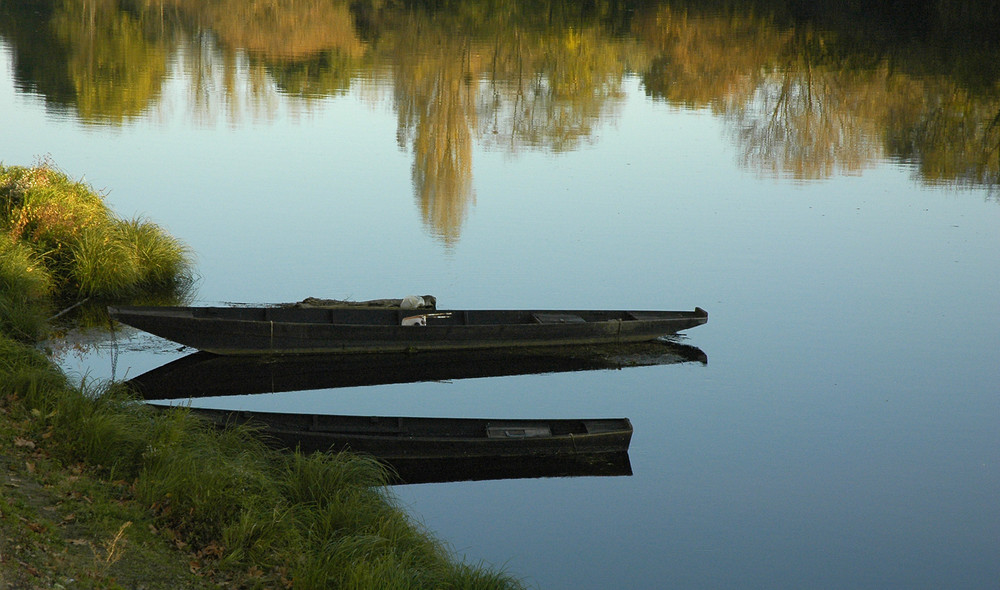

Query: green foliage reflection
[1,0,998,239]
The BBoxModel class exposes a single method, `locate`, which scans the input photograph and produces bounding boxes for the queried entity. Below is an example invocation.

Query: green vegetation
[1,161,194,308]
[0,162,524,588]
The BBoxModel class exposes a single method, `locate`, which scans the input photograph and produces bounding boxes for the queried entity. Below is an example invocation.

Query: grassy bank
[0,162,524,589]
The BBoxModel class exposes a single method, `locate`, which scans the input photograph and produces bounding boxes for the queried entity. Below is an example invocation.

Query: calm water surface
[2,1,999,587]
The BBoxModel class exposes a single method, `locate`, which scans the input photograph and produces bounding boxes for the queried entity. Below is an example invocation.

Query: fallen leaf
[13,437,35,449]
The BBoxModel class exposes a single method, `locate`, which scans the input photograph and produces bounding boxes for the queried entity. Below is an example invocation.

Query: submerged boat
[128,341,708,400]
[175,408,633,460]
[108,305,708,355]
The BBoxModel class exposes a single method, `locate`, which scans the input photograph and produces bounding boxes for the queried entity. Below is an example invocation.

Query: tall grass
[115,217,193,292]
[70,224,143,297]
[0,231,54,340]
[0,162,194,304]
[0,348,525,588]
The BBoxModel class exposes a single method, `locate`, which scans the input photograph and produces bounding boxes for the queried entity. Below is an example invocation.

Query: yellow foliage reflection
[3,0,998,241]
[52,0,169,124]
[390,15,478,245]
[634,5,1000,185]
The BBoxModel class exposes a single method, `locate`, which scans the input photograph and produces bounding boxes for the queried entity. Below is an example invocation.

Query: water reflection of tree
[634,4,1000,185]
[140,0,365,122]
[480,25,640,153]
[3,0,998,205]
[0,0,168,123]
[391,15,478,245]
[380,3,640,241]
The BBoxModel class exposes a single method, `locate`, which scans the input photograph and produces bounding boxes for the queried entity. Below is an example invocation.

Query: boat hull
[108,306,708,355]
[179,409,633,459]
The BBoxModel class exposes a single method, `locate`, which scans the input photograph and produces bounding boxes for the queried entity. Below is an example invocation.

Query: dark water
[3,1,999,587]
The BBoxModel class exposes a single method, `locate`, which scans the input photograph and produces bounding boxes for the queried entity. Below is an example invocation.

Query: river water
[2,1,998,587]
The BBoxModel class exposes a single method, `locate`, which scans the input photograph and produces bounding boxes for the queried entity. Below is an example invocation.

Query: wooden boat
[108,305,708,355]
[128,341,708,400]
[175,408,633,461]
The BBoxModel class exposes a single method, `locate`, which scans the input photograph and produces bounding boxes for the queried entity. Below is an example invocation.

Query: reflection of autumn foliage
[634,5,1000,184]
[479,26,642,152]
[728,67,890,179]
[384,9,640,241]
[391,17,478,245]
[52,0,168,123]
[887,83,1000,186]
[3,0,998,203]
[154,0,365,60]
[633,7,787,110]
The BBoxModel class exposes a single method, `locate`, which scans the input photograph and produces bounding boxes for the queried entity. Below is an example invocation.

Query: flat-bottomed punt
[177,408,633,459]
[108,305,708,355]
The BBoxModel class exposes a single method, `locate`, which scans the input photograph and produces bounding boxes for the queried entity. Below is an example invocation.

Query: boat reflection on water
[385,452,632,485]
[127,339,707,399]
[152,407,634,485]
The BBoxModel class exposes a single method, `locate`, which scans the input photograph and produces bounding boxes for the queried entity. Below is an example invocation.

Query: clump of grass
[0,333,68,396]
[0,161,109,252]
[133,407,279,546]
[0,231,55,340]
[115,216,193,293]
[0,161,194,305]
[70,224,143,298]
